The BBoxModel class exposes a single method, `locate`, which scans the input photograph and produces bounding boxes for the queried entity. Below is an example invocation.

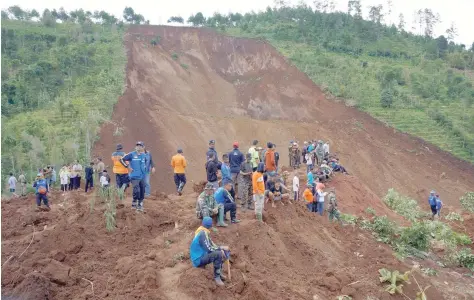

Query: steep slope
[94,25,474,206]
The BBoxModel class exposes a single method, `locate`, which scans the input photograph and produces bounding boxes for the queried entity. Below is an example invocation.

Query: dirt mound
[93,25,473,210]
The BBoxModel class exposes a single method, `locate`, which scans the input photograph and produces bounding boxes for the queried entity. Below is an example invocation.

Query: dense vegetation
[0,6,149,184]
[183,2,474,163]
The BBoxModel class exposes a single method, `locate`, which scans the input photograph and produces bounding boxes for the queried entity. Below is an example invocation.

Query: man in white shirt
[316,187,328,216]
[323,142,330,159]
[7,173,19,198]
[292,173,299,201]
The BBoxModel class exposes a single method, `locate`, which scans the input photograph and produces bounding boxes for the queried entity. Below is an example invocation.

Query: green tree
[167,16,184,23]
[380,88,394,108]
[123,7,135,23]
[8,5,26,20]
[1,10,9,20]
[368,5,384,24]
[41,9,56,27]
[188,12,205,26]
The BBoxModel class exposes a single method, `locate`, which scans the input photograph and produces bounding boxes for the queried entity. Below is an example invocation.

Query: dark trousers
[224,202,237,220]
[61,184,68,192]
[73,176,81,189]
[85,178,93,192]
[174,173,187,192]
[36,194,49,207]
[116,174,130,191]
[131,178,145,207]
[69,178,74,190]
[198,251,223,278]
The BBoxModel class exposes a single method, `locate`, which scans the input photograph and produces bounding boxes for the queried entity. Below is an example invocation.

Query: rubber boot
[217,207,228,227]
[215,276,224,286]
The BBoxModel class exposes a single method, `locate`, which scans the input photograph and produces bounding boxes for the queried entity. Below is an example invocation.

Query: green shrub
[445,212,464,222]
[380,88,394,108]
[171,53,179,60]
[460,192,474,212]
[383,189,422,221]
[399,221,431,251]
[370,216,397,243]
[456,248,474,271]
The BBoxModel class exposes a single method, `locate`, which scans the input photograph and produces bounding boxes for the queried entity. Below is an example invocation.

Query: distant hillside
[186,4,474,163]
[1,17,126,183]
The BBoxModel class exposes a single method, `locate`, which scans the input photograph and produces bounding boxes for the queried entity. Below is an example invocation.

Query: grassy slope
[1,20,126,184]
[225,26,474,163]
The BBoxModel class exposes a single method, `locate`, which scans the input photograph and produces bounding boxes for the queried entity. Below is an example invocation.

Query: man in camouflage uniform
[315,140,325,166]
[196,183,219,219]
[239,153,253,210]
[291,143,301,169]
[327,189,340,222]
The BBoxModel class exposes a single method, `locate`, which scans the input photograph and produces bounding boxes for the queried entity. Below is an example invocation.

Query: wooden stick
[81,278,94,295]
[227,260,231,281]
[19,225,35,259]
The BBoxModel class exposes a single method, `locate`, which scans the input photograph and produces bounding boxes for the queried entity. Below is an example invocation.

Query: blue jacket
[220,163,232,181]
[144,151,155,174]
[214,187,234,205]
[190,227,219,267]
[121,151,146,180]
[33,179,49,194]
[428,196,436,206]
[307,172,314,186]
[228,149,244,174]
[85,166,94,180]
[307,145,314,152]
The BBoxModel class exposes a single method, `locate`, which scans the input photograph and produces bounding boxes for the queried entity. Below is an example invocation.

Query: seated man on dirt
[196,183,219,220]
[320,160,334,178]
[313,168,327,183]
[269,180,291,206]
[214,179,241,227]
[329,158,348,174]
[190,217,230,286]
[264,172,288,207]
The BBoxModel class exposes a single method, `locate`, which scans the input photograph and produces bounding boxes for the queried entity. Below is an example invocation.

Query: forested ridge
[182,2,474,163]
[1,2,474,189]
[0,6,150,185]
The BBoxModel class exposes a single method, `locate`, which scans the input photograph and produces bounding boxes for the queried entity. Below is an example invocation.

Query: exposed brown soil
[3,25,474,300]
[3,189,473,300]
[94,25,474,207]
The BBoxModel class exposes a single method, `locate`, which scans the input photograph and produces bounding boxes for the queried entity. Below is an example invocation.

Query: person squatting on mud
[120,141,147,211]
[190,217,230,286]
[33,173,50,211]
[214,179,241,227]
[252,162,265,222]
[171,148,187,195]
[239,153,254,210]
[112,144,131,191]
[196,183,219,220]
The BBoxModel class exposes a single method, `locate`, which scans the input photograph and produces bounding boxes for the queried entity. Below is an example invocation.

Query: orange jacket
[111,151,129,174]
[171,154,187,174]
[303,188,314,203]
[264,149,276,172]
[252,172,265,194]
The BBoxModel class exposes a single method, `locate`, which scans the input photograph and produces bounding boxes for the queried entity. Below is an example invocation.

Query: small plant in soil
[173,252,185,262]
[180,63,189,69]
[378,268,430,299]
[171,53,179,60]
[445,212,463,222]
[98,187,118,232]
[459,192,474,212]
[365,207,376,215]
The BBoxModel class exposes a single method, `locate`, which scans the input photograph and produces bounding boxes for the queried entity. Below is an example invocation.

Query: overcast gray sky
[2,0,473,45]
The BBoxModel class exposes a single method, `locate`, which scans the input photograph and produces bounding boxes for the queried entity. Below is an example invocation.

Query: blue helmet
[202,217,213,228]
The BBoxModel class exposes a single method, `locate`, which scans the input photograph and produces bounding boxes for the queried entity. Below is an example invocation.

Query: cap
[136,141,144,147]
[209,140,215,145]
[252,139,258,145]
[204,182,214,190]
[430,190,435,194]
[222,178,233,186]
[267,142,273,148]
[202,217,213,228]
[233,141,239,148]
[177,148,183,153]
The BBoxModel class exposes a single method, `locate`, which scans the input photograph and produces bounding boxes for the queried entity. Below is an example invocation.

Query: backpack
[38,186,47,195]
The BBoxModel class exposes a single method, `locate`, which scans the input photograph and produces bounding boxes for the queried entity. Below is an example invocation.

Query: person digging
[190,217,231,286]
